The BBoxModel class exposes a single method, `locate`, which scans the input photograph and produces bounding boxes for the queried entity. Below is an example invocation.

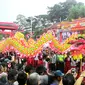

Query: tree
[47,0,77,22]
[48,4,63,22]
[60,0,77,19]
[35,15,52,28]
[26,15,52,32]
[32,29,44,39]
[14,14,30,31]
[68,4,85,20]
[14,14,52,39]
[26,17,37,32]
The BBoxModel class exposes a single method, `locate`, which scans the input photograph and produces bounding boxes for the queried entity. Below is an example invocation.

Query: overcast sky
[0,0,85,22]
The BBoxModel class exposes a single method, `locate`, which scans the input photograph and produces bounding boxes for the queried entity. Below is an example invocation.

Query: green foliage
[35,15,50,28]
[14,0,85,38]
[48,0,85,22]
[14,14,52,39]
[48,4,62,22]
[0,34,3,40]
[32,29,44,39]
[14,14,33,33]
[68,4,85,20]
[48,0,77,22]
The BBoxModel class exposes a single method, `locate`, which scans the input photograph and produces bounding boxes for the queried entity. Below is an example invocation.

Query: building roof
[0,22,18,30]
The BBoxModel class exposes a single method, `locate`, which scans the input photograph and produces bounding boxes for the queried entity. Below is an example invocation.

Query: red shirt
[27,57,34,66]
[38,59,43,66]
[82,62,85,71]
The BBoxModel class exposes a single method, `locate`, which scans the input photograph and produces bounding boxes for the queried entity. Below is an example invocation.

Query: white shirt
[51,54,56,63]
[43,60,48,69]
[71,58,76,66]
[34,54,39,60]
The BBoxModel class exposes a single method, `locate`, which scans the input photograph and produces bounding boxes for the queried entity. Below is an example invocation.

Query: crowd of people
[0,47,85,85]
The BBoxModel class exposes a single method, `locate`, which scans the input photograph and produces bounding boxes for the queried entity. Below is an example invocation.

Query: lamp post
[30,18,33,37]
[26,17,33,37]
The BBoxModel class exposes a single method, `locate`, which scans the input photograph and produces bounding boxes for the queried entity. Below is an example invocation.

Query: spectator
[74,71,85,85]
[5,69,18,85]
[36,65,48,85]
[36,65,47,75]
[17,71,27,85]
[51,70,64,85]
[27,72,41,85]
[25,65,34,74]
[0,76,7,85]
[62,73,75,85]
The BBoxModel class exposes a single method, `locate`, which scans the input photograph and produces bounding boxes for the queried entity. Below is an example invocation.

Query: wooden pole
[80,59,82,73]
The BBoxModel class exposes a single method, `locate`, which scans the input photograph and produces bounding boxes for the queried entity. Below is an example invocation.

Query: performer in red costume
[64,52,71,73]
[82,57,85,71]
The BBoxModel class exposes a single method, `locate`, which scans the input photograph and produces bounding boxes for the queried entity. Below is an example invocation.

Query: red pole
[59,32,63,42]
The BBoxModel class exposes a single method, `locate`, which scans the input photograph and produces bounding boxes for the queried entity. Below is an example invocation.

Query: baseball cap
[54,70,64,77]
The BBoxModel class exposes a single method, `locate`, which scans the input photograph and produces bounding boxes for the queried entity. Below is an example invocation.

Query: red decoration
[71,22,85,31]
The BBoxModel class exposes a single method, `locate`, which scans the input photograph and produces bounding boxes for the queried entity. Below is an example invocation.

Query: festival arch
[0,22,18,37]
